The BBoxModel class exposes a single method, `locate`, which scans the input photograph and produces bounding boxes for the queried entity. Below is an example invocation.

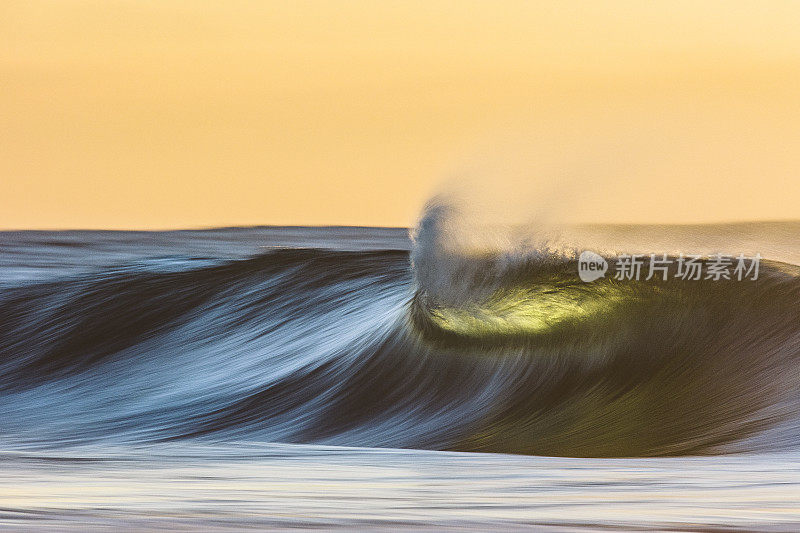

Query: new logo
[578,251,608,282]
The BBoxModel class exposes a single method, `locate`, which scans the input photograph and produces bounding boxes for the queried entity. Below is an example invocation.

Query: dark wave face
[1,225,800,457]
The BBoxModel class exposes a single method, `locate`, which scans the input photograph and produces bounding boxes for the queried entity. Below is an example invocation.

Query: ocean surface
[1,221,800,531]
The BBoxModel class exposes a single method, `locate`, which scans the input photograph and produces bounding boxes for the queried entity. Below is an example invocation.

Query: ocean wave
[1,222,799,457]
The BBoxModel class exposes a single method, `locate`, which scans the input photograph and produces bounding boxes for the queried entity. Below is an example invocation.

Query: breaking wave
[1,207,800,457]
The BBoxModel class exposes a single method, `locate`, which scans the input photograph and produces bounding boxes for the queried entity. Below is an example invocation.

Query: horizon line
[2,219,800,233]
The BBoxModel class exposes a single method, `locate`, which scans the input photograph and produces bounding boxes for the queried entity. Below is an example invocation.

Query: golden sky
[3,1,800,229]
